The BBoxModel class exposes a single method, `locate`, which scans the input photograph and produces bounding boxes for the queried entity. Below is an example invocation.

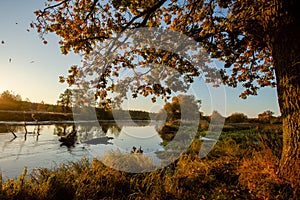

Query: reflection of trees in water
[132,120,151,127]
[1,124,41,157]
[155,121,180,144]
[32,124,43,135]
[0,124,42,141]
[109,125,122,137]
[77,125,105,142]
[67,122,122,142]
[0,125,23,133]
[101,122,110,133]
[155,121,198,164]
[53,121,164,145]
[54,124,74,136]
[54,124,77,147]
[101,122,122,137]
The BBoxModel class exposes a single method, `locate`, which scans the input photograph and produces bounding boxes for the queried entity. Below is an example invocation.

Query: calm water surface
[0,121,164,181]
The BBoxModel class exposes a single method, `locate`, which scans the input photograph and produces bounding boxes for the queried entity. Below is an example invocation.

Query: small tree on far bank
[258,110,274,123]
[158,95,201,122]
[226,113,248,123]
[209,110,225,124]
[0,90,22,110]
[57,89,72,113]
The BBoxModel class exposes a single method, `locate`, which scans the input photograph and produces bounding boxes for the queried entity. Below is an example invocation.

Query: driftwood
[11,130,17,138]
[6,125,17,138]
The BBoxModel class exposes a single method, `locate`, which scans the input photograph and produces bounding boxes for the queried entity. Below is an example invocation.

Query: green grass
[0,128,294,200]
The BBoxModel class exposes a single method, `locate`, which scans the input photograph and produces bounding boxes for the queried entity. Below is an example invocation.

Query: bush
[226,113,248,123]
[198,120,209,131]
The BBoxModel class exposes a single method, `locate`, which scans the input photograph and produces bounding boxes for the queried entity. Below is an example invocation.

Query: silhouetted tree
[57,89,72,112]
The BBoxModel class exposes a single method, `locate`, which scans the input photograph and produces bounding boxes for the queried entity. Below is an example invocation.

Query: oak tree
[33,0,300,190]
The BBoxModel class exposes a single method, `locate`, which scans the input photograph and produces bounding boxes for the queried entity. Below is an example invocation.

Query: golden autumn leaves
[33,0,277,102]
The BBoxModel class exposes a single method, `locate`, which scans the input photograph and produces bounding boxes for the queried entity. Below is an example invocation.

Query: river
[0,121,165,181]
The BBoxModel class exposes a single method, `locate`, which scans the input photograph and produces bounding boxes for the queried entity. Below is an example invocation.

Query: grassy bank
[0,128,295,199]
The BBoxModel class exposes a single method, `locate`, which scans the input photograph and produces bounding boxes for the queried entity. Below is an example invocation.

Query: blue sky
[0,0,280,117]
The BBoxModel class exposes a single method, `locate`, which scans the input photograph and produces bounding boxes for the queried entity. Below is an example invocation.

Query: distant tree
[270,116,282,125]
[46,105,55,112]
[258,110,274,123]
[163,97,180,122]
[0,90,22,102]
[57,89,72,112]
[227,113,248,123]
[210,110,225,124]
[20,98,32,111]
[0,90,22,110]
[37,101,47,112]
[55,105,64,113]
[159,95,200,122]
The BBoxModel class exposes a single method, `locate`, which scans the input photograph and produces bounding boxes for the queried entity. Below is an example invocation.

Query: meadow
[0,123,294,200]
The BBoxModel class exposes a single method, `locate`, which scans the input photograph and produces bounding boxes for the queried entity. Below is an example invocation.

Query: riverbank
[1,126,295,199]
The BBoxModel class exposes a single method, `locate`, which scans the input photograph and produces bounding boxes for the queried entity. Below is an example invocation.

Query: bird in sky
[9,58,11,63]
[1,40,4,44]
[30,61,34,63]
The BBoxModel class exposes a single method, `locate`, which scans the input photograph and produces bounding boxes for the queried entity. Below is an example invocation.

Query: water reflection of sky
[110,126,163,152]
[0,123,164,181]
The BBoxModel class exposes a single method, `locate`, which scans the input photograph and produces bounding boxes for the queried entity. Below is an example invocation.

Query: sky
[0,0,280,117]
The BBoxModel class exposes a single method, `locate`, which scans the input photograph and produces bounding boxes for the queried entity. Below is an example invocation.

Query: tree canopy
[33,0,284,101]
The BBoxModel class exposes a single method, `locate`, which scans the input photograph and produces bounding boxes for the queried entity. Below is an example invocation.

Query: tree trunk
[271,0,300,194]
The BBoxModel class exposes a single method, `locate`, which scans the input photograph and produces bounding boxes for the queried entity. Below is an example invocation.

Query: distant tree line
[225,110,281,124]
[0,90,281,123]
[0,90,154,122]
[0,90,67,112]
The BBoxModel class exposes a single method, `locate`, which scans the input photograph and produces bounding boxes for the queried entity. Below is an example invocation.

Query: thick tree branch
[121,0,167,32]
[42,0,71,13]
[85,0,99,21]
